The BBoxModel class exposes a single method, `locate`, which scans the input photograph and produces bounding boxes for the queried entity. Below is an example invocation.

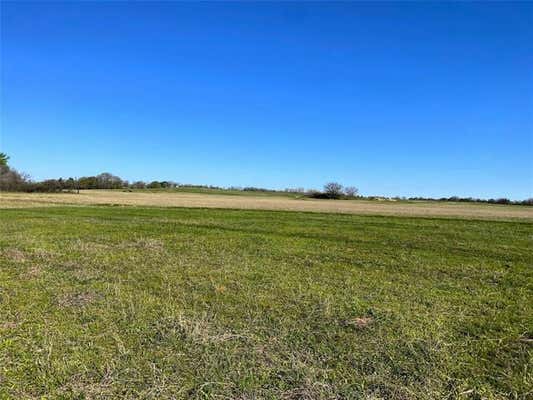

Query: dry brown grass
[1,190,532,220]
[348,317,374,329]
[56,291,97,308]
[2,248,27,262]
[23,265,42,279]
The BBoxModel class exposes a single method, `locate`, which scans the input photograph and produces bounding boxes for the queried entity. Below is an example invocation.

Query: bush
[147,181,162,189]
[306,191,332,199]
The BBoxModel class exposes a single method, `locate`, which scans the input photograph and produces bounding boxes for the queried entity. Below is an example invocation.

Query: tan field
[1,190,532,220]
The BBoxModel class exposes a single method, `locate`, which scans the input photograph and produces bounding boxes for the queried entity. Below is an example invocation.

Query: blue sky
[1,1,532,199]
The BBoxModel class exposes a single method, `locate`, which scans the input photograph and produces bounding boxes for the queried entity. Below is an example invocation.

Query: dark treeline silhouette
[0,156,531,206]
[1,171,128,192]
[406,196,533,206]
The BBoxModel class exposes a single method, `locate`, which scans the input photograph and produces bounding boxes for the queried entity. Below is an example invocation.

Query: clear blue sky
[1,1,532,199]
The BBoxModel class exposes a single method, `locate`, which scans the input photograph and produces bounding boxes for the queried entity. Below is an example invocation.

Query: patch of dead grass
[71,269,100,283]
[59,260,80,270]
[71,239,111,253]
[155,315,251,345]
[2,248,27,262]
[57,291,98,308]
[120,238,165,251]
[58,370,115,400]
[281,383,335,400]
[32,248,57,260]
[343,316,374,329]
[0,322,19,330]
[23,264,42,279]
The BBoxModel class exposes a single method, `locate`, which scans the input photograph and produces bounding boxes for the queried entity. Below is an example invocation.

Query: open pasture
[1,190,532,220]
[0,202,532,399]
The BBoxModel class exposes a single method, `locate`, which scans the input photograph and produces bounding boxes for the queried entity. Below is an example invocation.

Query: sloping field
[1,190,532,219]
[0,205,532,399]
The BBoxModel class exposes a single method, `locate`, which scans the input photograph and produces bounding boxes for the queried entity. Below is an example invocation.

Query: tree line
[1,153,531,205]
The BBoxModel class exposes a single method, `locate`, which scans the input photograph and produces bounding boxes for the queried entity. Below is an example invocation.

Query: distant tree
[65,177,76,191]
[494,198,511,205]
[147,181,162,189]
[323,182,343,199]
[78,176,98,189]
[0,153,9,166]
[38,179,62,192]
[131,181,146,189]
[344,186,359,197]
[0,165,30,191]
[96,172,122,189]
[0,152,31,191]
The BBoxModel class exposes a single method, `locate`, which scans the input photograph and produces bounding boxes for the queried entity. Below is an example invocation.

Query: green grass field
[1,205,531,399]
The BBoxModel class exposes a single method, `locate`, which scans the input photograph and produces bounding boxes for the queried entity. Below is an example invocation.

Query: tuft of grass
[0,205,531,399]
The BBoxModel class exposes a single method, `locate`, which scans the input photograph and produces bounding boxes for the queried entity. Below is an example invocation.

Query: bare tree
[323,182,343,199]
[344,186,359,197]
[0,165,30,191]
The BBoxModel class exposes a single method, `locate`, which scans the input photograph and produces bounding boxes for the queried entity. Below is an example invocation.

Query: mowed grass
[0,205,531,399]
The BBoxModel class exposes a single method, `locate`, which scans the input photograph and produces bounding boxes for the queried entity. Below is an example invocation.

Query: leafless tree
[344,186,359,197]
[0,165,30,191]
[323,182,343,199]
